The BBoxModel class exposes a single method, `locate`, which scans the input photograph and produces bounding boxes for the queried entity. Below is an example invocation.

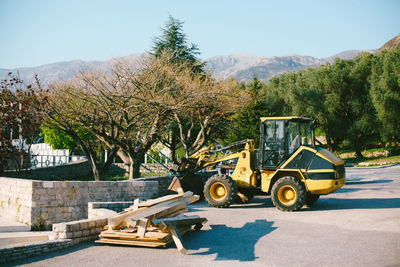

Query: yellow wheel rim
[210,182,227,200]
[277,185,296,205]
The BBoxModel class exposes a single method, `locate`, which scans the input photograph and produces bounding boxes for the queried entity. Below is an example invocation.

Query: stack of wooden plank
[96,191,207,254]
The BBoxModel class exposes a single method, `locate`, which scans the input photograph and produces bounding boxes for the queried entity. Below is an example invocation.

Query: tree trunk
[74,134,100,181]
[128,161,134,180]
[128,150,145,180]
[88,153,100,181]
[100,147,118,172]
[117,150,134,179]
[170,133,177,162]
[354,142,363,158]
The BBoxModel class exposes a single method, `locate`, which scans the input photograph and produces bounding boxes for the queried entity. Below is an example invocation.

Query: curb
[0,239,72,263]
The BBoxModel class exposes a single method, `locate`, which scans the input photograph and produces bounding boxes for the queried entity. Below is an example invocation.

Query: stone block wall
[32,180,158,227]
[88,201,134,215]
[0,178,33,225]
[111,163,176,174]
[140,163,176,173]
[52,218,108,244]
[0,177,159,228]
[137,175,175,196]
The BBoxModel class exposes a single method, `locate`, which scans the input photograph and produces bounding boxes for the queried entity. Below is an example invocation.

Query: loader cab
[258,116,314,169]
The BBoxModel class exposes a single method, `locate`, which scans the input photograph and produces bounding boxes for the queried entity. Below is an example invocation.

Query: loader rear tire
[271,176,306,211]
[204,174,237,208]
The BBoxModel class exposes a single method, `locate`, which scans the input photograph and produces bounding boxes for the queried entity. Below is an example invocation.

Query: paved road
[7,165,400,267]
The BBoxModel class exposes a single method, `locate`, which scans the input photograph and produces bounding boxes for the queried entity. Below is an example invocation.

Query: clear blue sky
[0,0,399,69]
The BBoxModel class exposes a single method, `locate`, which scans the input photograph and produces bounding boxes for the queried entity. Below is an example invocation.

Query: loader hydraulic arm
[172,139,254,174]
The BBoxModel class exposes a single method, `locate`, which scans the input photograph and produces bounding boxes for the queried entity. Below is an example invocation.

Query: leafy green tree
[346,52,378,157]
[225,77,267,145]
[265,54,378,156]
[41,125,75,150]
[152,15,230,157]
[370,47,400,143]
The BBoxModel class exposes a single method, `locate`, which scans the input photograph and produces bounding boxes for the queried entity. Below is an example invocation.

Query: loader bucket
[168,176,183,192]
[168,173,204,199]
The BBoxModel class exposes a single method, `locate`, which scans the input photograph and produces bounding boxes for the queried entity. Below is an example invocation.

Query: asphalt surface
[5,165,400,267]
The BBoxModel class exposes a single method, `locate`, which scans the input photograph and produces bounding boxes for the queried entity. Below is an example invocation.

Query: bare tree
[44,81,119,181]
[171,74,245,156]
[48,53,189,179]
[45,52,245,179]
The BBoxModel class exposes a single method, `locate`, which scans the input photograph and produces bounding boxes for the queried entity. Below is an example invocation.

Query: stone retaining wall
[0,177,159,228]
[87,201,134,219]
[88,201,135,212]
[111,163,176,174]
[0,178,33,225]
[0,173,204,229]
[137,175,175,196]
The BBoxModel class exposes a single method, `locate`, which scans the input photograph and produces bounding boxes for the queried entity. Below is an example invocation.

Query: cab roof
[260,116,313,122]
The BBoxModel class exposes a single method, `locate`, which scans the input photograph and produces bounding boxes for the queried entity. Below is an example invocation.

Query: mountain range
[2,34,399,84]
[205,50,372,82]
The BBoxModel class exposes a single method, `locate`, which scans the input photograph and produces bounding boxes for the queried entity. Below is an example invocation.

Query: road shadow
[335,187,363,193]
[346,179,393,185]
[187,197,273,212]
[309,198,400,211]
[229,197,274,209]
[185,219,276,262]
[374,163,400,168]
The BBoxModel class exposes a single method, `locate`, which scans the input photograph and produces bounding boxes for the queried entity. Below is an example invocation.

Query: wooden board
[168,224,187,254]
[96,238,169,248]
[108,192,194,227]
[153,215,208,231]
[99,231,170,242]
[97,225,192,244]
[97,191,204,253]
[123,191,193,212]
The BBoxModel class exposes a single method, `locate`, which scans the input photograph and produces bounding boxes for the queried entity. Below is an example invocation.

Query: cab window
[262,120,285,167]
[287,121,313,155]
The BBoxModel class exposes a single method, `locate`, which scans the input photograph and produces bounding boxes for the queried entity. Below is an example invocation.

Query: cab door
[259,120,286,169]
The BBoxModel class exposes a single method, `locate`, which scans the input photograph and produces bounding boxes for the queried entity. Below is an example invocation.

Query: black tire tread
[204,174,237,208]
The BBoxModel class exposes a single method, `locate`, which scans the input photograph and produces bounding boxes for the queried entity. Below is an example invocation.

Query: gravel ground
[6,165,400,267]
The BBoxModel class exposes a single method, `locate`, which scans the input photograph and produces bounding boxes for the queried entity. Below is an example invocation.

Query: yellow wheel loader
[169,116,346,211]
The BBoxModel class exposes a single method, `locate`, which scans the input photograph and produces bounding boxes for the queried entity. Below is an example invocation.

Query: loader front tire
[204,174,237,208]
[271,176,306,211]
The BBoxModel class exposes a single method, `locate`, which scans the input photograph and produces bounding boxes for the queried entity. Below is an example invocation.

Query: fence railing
[29,150,173,172]
[30,155,86,169]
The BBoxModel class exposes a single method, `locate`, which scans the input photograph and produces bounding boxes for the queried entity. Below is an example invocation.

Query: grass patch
[338,146,400,167]
[341,153,400,167]
[356,155,400,167]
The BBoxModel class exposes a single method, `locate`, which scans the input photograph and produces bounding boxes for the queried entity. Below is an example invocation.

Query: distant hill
[378,34,400,52]
[206,50,374,82]
[0,54,146,85]
[0,42,387,84]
